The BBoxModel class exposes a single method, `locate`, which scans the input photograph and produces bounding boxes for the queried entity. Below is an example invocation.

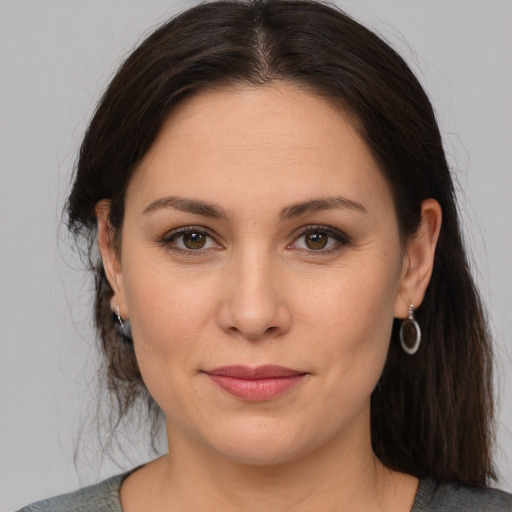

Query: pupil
[184,232,206,249]
[306,231,328,250]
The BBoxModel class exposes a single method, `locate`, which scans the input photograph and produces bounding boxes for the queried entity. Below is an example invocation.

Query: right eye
[161,228,220,252]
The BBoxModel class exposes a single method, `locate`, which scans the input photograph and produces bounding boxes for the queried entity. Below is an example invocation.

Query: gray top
[17,474,512,512]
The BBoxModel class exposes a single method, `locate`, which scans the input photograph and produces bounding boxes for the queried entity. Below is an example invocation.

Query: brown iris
[182,231,207,249]
[304,230,329,250]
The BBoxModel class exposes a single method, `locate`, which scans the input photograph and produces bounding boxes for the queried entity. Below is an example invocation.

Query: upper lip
[204,365,307,380]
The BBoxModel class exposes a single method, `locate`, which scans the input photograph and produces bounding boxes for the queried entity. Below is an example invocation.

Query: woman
[18,0,512,510]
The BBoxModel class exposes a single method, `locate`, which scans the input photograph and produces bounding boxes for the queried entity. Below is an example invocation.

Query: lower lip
[207,374,306,401]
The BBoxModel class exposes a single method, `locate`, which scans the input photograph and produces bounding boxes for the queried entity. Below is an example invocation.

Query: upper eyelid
[158,224,349,248]
[157,226,220,248]
[288,225,351,253]
[162,224,345,236]
[162,225,217,239]
[291,224,349,240]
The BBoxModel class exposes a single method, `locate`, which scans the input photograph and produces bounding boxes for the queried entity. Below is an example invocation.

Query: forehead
[127,83,393,216]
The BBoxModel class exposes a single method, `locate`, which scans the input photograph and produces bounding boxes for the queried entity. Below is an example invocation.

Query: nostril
[226,323,283,340]
[216,283,292,339]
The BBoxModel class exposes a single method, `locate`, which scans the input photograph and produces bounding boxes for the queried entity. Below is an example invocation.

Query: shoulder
[413,478,512,512]
[16,473,125,512]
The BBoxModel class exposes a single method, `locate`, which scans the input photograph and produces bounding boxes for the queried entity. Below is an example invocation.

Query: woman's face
[106,84,412,465]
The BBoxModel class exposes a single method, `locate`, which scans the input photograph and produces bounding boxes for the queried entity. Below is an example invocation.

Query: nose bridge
[219,240,290,339]
[236,243,275,304]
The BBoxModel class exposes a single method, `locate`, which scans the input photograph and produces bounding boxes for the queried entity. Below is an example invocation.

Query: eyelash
[289,225,351,255]
[158,226,221,255]
[158,225,350,256]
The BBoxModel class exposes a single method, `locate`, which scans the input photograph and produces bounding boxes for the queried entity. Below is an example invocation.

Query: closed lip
[203,365,307,379]
[203,365,308,401]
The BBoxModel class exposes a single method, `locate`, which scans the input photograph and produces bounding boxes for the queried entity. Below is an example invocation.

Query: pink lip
[204,365,307,401]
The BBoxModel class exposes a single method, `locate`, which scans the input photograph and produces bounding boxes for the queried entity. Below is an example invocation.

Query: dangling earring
[399,303,421,355]
[113,306,133,343]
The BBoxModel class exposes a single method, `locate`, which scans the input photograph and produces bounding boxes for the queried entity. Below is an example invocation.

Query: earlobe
[394,198,442,319]
[95,200,127,316]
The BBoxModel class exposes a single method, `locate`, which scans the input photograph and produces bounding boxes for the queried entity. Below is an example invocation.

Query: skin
[97,83,441,511]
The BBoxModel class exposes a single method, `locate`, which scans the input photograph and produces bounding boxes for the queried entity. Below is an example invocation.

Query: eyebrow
[279,196,367,220]
[143,196,228,219]
[142,195,367,220]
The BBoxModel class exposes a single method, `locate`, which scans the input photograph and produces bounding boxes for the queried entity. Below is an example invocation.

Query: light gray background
[1,1,511,510]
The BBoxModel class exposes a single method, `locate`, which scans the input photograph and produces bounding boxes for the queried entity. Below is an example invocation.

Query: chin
[200,418,323,467]
[214,441,306,467]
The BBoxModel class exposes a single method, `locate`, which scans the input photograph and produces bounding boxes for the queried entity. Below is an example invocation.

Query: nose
[217,247,292,340]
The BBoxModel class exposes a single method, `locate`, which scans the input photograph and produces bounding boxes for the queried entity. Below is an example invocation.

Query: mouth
[203,365,308,401]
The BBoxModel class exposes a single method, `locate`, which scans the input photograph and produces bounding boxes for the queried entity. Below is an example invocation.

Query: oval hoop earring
[399,304,421,355]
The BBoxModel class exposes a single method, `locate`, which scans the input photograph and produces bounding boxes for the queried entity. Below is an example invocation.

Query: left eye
[292,228,346,252]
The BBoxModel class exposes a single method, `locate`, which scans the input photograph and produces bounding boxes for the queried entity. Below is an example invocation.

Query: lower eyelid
[291,227,350,248]
[157,226,349,253]
[294,240,343,252]
[159,228,224,252]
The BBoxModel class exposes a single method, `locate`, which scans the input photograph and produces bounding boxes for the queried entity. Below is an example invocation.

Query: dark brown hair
[67,0,495,485]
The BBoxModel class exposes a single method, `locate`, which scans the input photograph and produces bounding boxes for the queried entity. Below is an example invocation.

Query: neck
[122,409,418,512]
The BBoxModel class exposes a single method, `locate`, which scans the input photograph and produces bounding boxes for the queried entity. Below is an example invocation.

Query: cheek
[122,243,215,335]
[299,261,398,341]
[121,253,218,377]
[295,255,400,384]
[298,281,395,435]
[121,263,219,418]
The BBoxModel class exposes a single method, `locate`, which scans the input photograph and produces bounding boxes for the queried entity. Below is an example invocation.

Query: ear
[394,198,442,318]
[95,199,128,317]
